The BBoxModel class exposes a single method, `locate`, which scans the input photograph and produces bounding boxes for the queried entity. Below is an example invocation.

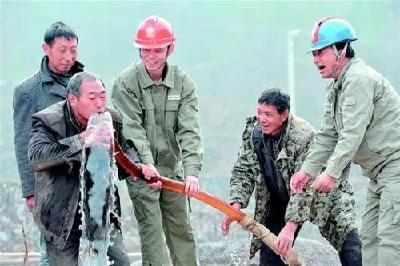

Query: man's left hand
[274,222,297,257]
[184,176,199,197]
[312,172,336,192]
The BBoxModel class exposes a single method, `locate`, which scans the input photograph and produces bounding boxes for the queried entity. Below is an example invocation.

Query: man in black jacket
[28,71,159,265]
[13,22,84,265]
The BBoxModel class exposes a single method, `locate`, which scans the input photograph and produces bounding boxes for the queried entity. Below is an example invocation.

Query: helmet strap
[332,42,348,60]
[330,42,348,79]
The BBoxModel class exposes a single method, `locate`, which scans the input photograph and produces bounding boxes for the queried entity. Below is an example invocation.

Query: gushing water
[79,112,117,266]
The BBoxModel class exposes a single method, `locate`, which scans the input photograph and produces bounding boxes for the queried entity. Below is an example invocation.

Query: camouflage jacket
[230,114,357,258]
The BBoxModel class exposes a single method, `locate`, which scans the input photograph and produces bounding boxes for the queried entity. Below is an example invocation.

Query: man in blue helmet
[290,17,400,266]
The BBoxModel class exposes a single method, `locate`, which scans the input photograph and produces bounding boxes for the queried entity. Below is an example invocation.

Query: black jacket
[28,100,138,249]
[13,56,84,197]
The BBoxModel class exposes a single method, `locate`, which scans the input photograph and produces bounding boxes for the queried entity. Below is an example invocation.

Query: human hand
[136,163,162,189]
[148,180,163,189]
[136,163,161,188]
[274,222,297,257]
[220,202,241,235]
[84,121,114,148]
[290,171,310,194]
[184,176,199,197]
[26,195,35,212]
[312,172,335,192]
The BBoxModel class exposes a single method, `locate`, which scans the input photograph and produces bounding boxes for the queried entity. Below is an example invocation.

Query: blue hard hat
[309,17,357,52]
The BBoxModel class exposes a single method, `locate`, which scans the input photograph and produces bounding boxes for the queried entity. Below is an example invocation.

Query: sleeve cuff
[325,164,341,179]
[184,166,200,177]
[285,217,305,226]
[140,154,154,165]
[285,211,308,225]
[59,135,84,154]
[22,191,35,198]
[300,164,319,177]
[230,196,249,208]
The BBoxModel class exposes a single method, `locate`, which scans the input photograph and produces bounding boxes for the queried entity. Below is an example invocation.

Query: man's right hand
[290,171,310,194]
[275,221,298,257]
[220,202,241,235]
[137,163,162,189]
[26,195,35,212]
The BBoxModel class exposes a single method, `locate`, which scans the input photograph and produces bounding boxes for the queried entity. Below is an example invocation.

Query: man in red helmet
[112,16,203,266]
[290,17,400,266]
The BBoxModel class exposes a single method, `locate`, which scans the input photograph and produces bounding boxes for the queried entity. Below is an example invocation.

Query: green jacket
[112,62,203,178]
[301,57,400,180]
[230,114,357,258]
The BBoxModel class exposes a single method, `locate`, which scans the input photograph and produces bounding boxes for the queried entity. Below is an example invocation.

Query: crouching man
[221,88,361,265]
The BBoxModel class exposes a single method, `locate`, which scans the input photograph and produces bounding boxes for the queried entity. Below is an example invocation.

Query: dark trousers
[339,229,362,266]
[45,215,130,266]
[260,217,301,266]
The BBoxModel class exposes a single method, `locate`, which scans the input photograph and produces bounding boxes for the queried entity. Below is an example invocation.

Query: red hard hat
[134,16,176,48]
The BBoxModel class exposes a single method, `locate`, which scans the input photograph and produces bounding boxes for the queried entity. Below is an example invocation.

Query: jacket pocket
[142,107,155,127]
[165,100,179,129]
[40,195,52,228]
[126,180,146,222]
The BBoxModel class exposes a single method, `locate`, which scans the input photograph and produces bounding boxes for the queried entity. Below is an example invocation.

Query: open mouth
[317,65,326,71]
[147,62,159,68]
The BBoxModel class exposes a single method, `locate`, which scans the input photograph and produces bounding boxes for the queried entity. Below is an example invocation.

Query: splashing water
[225,222,252,265]
[79,112,116,266]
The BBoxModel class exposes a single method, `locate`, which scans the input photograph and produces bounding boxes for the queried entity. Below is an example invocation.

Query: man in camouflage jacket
[221,88,361,266]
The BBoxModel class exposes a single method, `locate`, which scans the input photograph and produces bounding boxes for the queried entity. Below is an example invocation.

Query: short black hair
[258,87,290,114]
[44,21,78,46]
[334,41,355,58]
[67,72,103,97]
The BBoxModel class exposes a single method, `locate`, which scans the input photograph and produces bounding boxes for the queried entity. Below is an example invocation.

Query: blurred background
[1,1,399,265]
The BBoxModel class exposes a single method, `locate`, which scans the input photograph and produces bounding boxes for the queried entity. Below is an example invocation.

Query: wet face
[140,45,173,74]
[256,103,288,136]
[69,80,106,126]
[43,37,78,74]
[312,46,343,80]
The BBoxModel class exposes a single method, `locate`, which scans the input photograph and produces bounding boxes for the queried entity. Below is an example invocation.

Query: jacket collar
[252,114,293,160]
[137,61,175,89]
[333,57,362,91]
[39,56,84,84]
[66,101,85,133]
[275,114,293,160]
